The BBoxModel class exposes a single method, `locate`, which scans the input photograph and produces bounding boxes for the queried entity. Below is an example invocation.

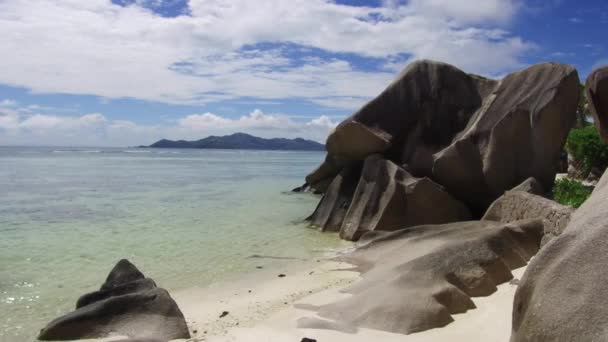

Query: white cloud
[0,99,18,107]
[0,106,338,146]
[568,17,583,23]
[309,97,369,110]
[0,110,20,131]
[176,109,337,142]
[550,51,571,57]
[0,0,532,109]
[20,114,66,131]
[405,0,521,25]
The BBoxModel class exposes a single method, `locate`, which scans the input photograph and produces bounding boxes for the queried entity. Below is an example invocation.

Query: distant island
[143,132,325,151]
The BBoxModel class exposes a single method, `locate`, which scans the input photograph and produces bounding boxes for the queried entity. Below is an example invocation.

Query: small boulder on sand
[38,259,190,341]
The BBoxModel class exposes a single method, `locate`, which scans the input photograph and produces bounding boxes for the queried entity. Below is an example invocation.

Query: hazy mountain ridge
[145,132,325,151]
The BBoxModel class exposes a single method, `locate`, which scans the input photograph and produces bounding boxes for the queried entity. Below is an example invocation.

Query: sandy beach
[168,256,527,342]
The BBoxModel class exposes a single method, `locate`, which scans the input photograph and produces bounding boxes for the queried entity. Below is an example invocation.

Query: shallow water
[0,147,347,341]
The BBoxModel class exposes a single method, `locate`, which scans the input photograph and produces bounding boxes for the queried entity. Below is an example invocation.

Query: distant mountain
[144,133,325,151]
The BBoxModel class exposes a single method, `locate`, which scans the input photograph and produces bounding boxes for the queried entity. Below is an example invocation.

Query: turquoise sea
[0,147,347,341]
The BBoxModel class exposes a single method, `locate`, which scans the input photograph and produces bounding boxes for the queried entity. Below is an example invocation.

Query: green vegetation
[575,83,588,128]
[566,125,608,176]
[553,178,592,208]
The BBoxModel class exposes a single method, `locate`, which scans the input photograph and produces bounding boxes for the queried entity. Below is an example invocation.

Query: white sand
[172,259,526,342]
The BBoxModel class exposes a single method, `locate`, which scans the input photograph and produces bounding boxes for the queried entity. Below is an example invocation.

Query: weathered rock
[338,155,470,241]
[433,62,579,211]
[586,66,608,143]
[326,121,392,160]
[102,259,146,289]
[304,155,345,193]
[291,183,309,193]
[328,60,495,170]
[482,191,573,246]
[308,163,363,232]
[511,170,608,341]
[305,60,579,228]
[38,259,190,341]
[76,277,157,309]
[309,155,470,240]
[298,219,543,334]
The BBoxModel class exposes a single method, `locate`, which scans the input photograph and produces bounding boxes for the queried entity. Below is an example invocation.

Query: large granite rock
[309,155,470,241]
[38,259,190,341]
[305,60,579,238]
[511,170,608,341]
[483,190,574,246]
[586,66,608,142]
[298,219,543,334]
[433,62,578,211]
[306,60,494,188]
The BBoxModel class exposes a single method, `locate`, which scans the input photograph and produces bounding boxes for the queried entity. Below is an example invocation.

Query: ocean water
[0,147,348,341]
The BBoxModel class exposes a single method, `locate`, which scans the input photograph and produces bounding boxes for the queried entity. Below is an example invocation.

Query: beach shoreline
[172,249,359,341]
[165,256,526,342]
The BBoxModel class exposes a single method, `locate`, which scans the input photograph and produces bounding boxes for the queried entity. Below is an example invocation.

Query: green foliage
[566,125,608,175]
[553,178,592,208]
[575,83,592,128]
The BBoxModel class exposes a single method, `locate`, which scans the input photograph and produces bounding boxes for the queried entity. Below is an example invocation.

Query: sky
[0,0,606,146]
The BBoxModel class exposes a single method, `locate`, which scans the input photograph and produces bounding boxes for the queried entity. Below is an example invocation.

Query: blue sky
[0,0,606,146]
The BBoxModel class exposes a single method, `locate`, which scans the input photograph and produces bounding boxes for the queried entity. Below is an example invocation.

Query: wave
[123,150,151,153]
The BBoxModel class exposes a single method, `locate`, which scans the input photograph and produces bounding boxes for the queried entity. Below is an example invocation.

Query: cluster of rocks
[300,60,580,241]
[36,63,607,341]
[298,62,608,339]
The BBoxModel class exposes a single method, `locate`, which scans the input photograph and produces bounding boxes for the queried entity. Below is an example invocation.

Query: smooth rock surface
[326,121,392,159]
[432,62,578,211]
[511,170,608,341]
[299,219,543,335]
[38,259,190,341]
[482,191,573,246]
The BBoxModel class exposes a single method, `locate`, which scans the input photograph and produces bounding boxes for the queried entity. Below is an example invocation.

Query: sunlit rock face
[305,60,579,240]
